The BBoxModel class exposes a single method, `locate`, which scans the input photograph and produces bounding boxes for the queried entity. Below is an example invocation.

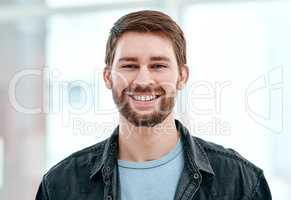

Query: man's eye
[151,64,167,69]
[121,65,138,69]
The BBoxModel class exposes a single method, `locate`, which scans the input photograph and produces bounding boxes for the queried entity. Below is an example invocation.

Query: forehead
[114,32,176,61]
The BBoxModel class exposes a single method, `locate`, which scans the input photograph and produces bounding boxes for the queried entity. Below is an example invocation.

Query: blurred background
[0,0,290,199]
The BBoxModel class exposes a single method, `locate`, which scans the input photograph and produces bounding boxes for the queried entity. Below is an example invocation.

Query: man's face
[104,32,187,127]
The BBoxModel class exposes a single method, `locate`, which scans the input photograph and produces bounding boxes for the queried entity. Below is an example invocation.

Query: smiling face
[104,32,188,127]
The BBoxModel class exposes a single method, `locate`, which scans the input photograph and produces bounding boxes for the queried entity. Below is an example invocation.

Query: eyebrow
[118,57,138,62]
[150,56,170,62]
[118,56,170,63]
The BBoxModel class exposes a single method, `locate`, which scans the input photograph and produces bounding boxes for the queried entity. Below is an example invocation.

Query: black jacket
[36,120,272,200]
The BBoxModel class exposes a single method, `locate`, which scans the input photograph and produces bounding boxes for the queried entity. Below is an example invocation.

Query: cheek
[112,72,136,87]
[112,73,132,92]
[155,73,179,92]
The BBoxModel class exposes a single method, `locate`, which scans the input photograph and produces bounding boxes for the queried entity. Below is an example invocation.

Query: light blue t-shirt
[118,138,184,200]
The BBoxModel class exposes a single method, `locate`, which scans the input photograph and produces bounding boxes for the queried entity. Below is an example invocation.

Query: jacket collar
[174,119,215,176]
[90,126,119,179]
[90,119,214,179]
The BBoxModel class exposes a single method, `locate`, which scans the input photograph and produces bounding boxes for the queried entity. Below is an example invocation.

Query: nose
[132,66,154,87]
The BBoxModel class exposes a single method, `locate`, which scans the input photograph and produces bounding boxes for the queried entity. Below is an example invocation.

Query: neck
[118,113,180,162]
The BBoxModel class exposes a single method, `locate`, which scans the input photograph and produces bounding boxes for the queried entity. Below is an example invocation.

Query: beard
[112,84,176,127]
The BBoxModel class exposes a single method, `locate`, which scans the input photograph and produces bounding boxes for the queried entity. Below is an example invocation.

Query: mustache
[123,85,166,94]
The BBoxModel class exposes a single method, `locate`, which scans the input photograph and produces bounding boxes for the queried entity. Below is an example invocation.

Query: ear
[103,65,112,89]
[177,64,189,90]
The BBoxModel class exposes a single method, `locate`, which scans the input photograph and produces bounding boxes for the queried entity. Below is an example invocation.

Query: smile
[126,92,162,102]
[131,95,158,101]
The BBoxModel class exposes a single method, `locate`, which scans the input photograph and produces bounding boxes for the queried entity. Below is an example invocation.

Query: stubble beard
[112,85,176,127]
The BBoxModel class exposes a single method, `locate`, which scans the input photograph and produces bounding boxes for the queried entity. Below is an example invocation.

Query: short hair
[105,10,187,69]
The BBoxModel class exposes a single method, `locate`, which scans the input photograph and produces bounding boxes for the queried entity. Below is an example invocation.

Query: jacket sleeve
[250,172,272,200]
[35,176,49,200]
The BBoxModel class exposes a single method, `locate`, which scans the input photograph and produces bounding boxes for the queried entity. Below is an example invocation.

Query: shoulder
[193,136,265,198]
[43,138,108,183]
[195,136,261,171]
[36,139,109,199]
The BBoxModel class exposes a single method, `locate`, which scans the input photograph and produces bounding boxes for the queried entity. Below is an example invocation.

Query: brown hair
[105,10,187,69]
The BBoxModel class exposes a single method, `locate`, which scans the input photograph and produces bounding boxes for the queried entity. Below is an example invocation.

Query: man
[36,10,272,200]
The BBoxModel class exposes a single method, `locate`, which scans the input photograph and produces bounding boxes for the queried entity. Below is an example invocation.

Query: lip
[127,94,161,110]
[126,92,162,96]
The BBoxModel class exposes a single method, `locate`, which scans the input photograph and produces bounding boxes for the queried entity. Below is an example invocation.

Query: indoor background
[0,0,290,199]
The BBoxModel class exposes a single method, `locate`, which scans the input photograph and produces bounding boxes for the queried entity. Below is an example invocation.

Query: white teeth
[132,95,157,101]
